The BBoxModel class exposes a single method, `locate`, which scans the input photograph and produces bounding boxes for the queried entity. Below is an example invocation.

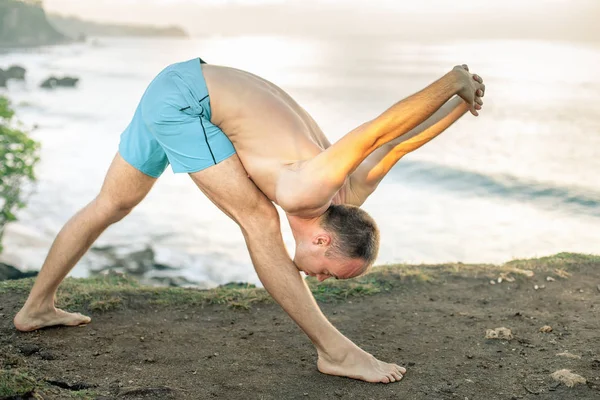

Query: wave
[387,160,600,217]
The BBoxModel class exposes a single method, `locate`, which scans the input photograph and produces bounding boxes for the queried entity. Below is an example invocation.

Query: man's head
[292,204,380,281]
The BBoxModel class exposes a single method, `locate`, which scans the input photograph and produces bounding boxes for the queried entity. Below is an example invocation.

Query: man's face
[294,247,365,282]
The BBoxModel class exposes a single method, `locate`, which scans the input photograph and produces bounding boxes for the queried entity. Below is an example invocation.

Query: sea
[0,36,598,287]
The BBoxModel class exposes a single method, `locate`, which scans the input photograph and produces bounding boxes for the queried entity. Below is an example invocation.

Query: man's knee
[238,199,281,235]
[94,195,137,223]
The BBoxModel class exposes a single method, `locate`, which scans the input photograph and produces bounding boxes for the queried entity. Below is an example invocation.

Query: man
[150,58,483,281]
[14,57,484,384]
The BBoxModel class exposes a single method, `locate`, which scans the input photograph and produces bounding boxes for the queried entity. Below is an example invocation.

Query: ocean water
[0,36,599,286]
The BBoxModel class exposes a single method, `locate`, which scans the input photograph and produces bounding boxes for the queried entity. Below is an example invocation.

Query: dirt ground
[1,256,599,400]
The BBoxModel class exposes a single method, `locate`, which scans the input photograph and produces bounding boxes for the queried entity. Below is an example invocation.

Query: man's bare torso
[201,64,336,204]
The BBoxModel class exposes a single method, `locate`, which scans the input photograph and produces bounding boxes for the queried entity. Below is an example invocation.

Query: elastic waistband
[163,58,212,119]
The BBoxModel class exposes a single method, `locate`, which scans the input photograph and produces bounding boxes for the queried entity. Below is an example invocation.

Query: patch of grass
[89,297,123,312]
[1,253,598,313]
[0,277,35,294]
[0,369,37,398]
[0,369,100,399]
[504,252,600,271]
[310,277,381,302]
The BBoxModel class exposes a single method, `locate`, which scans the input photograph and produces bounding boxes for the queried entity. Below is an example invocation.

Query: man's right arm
[276,66,483,217]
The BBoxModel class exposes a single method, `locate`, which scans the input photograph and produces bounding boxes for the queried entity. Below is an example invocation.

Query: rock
[40,76,58,89]
[540,325,553,333]
[90,245,196,287]
[0,68,7,87]
[0,262,38,281]
[18,344,40,356]
[546,276,556,282]
[57,77,79,87]
[550,369,586,387]
[46,379,96,391]
[6,65,26,80]
[39,350,56,360]
[485,327,513,340]
[40,76,79,89]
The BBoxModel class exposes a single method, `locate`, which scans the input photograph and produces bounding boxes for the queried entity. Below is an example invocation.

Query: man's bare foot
[317,344,406,383]
[14,306,91,332]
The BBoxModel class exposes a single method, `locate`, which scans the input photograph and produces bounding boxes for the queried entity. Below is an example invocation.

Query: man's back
[202,64,331,204]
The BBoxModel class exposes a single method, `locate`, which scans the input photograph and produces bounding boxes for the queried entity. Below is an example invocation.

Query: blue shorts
[118,58,235,178]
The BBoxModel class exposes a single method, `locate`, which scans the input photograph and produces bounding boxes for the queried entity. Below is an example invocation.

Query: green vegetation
[2,252,597,313]
[0,368,98,399]
[0,369,37,398]
[0,0,67,47]
[0,96,40,253]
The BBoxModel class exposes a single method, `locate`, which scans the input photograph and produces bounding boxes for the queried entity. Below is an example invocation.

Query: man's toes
[391,371,402,381]
[74,314,91,325]
[62,313,91,326]
[381,376,391,384]
[396,365,407,374]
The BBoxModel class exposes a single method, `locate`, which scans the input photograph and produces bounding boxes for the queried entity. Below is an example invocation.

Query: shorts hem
[174,151,237,174]
[118,150,163,179]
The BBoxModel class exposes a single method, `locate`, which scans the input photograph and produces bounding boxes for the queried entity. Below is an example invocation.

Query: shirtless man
[14,58,484,383]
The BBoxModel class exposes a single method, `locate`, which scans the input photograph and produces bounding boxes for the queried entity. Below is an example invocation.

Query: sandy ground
[1,256,599,399]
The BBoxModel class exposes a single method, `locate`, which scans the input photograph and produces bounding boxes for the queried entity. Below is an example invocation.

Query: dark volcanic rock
[40,75,79,89]
[40,76,58,89]
[6,65,26,80]
[57,76,78,87]
[0,262,38,281]
[89,245,196,287]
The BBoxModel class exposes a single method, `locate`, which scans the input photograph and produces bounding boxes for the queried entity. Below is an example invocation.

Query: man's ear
[313,234,331,247]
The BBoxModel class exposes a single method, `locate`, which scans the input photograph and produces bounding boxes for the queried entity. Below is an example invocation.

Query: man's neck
[286,214,322,243]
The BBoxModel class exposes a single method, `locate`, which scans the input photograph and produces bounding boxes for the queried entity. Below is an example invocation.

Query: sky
[42,0,600,41]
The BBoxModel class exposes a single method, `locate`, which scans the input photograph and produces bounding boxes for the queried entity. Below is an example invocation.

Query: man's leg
[189,155,405,383]
[14,153,157,331]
